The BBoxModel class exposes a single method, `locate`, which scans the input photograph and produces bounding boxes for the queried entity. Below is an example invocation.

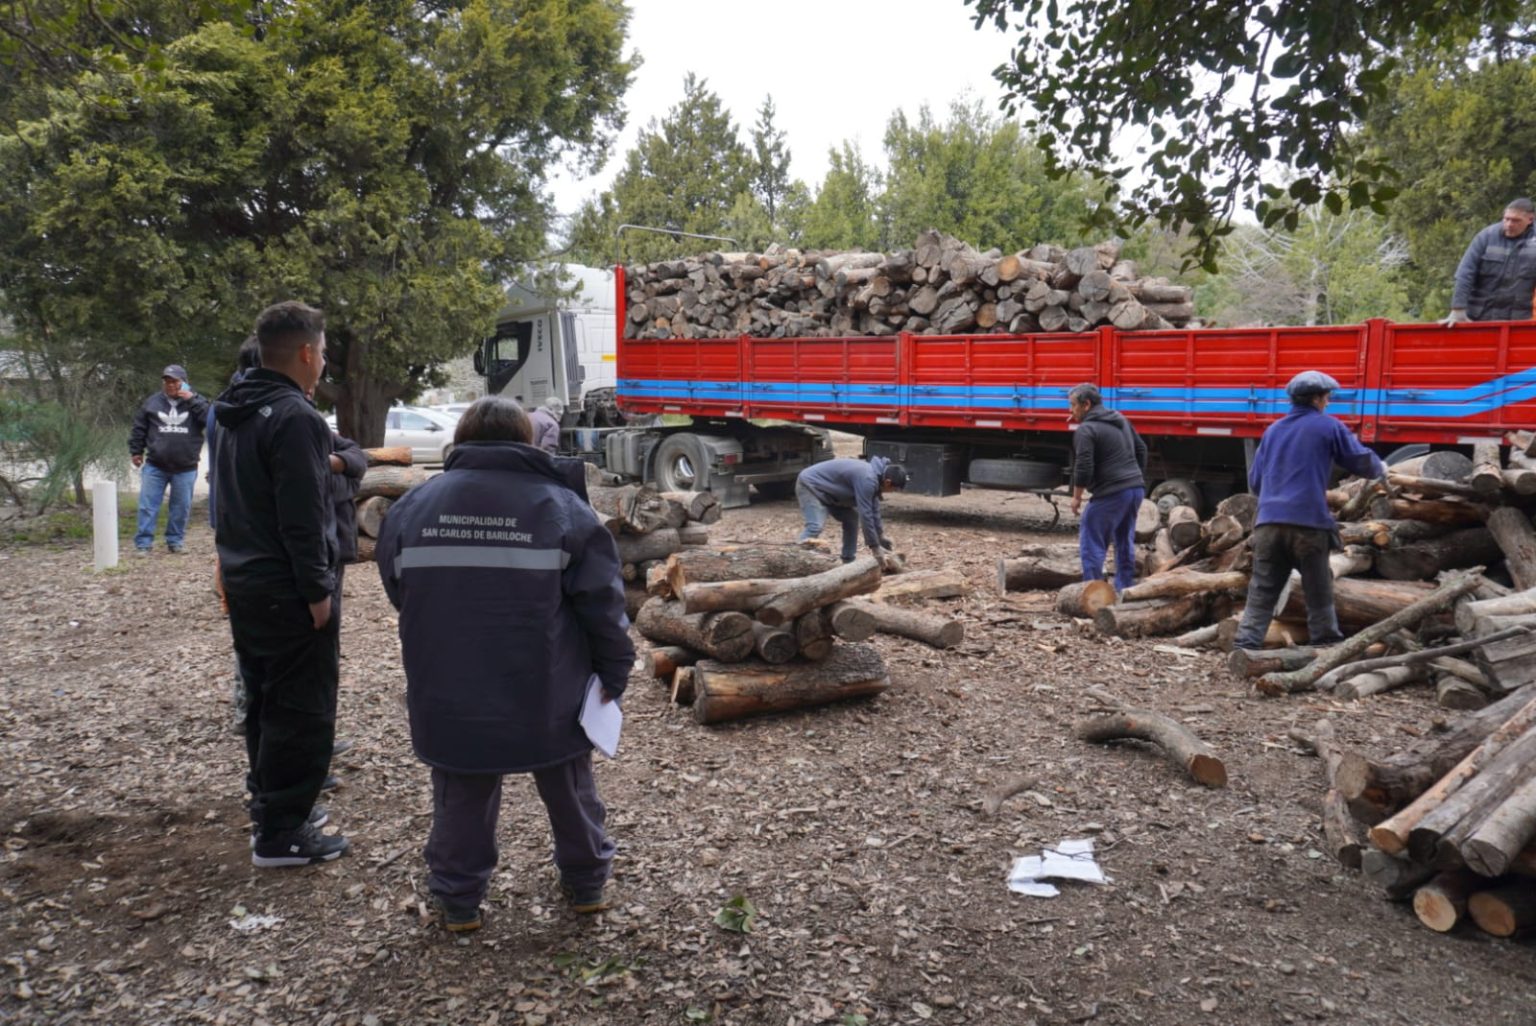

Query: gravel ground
[3,485,1535,1026]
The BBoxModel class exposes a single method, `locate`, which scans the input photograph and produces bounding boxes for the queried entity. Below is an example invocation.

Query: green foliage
[712,895,757,934]
[0,397,124,513]
[1197,209,1413,327]
[964,0,1526,270]
[1361,46,1536,316]
[880,98,1097,252]
[0,0,636,445]
[750,95,792,230]
[799,142,883,251]
[569,73,755,266]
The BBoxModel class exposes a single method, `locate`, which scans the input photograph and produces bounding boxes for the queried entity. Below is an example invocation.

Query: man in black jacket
[1068,383,1148,591]
[213,301,348,868]
[377,397,634,932]
[128,364,208,554]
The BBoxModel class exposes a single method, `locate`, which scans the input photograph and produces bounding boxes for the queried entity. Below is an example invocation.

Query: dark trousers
[1079,486,1144,591]
[227,589,339,836]
[425,754,614,907]
[1233,524,1342,649]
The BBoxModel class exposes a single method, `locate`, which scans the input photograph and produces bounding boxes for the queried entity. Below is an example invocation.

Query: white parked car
[432,401,475,417]
[327,405,459,465]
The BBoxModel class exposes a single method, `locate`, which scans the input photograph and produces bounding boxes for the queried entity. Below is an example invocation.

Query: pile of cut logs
[352,446,423,562]
[589,482,721,618]
[634,549,969,724]
[624,230,1197,340]
[1000,438,1536,709]
[1295,685,1536,937]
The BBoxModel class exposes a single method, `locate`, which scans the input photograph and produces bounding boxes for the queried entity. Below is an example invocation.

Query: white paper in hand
[580,674,622,758]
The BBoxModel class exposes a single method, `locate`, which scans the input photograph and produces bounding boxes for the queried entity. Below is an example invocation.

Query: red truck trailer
[494,265,1536,513]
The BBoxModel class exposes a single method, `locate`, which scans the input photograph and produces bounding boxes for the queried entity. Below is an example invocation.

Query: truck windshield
[485,320,533,395]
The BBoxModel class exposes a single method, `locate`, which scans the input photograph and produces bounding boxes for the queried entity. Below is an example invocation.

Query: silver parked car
[327,405,459,465]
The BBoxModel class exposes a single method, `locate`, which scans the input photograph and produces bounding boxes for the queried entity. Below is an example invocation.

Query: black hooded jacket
[1071,406,1148,498]
[129,391,209,473]
[211,369,337,603]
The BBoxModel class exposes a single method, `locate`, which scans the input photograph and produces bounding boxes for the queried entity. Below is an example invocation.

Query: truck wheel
[966,458,1062,490]
[653,433,709,492]
[1150,478,1202,517]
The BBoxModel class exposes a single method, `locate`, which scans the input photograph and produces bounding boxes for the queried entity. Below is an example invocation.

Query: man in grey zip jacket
[795,455,906,568]
[1444,198,1536,324]
[1068,383,1148,591]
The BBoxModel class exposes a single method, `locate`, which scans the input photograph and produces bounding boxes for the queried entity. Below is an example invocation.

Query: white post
[92,480,118,571]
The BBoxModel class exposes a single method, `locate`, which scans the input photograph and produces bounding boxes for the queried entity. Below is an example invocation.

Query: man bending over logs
[795,456,906,571]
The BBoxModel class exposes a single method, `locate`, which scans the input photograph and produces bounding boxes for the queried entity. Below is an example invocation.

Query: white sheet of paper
[1007,837,1108,897]
[579,674,622,758]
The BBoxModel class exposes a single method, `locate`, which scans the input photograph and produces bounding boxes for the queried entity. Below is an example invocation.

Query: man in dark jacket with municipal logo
[1068,383,1147,591]
[213,301,348,868]
[1232,370,1385,651]
[376,396,634,933]
[128,364,209,554]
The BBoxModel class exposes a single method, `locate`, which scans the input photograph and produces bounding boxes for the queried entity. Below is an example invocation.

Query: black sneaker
[249,806,329,849]
[321,774,340,791]
[332,739,354,757]
[560,881,612,914]
[251,822,349,868]
[434,896,483,933]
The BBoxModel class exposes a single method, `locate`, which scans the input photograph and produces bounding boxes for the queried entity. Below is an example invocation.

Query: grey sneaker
[249,806,329,849]
[251,822,349,868]
[561,881,612,914]
[133,548,151,557]
[168,544,185,554]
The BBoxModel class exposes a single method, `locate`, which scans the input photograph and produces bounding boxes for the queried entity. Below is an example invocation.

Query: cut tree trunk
[670,666,697,705]
[1372,527,1501,581]
[1362,849,1437,901]
[1413,871,1481,933]
[1076,688,1227,787]
[678,577,790,614]
[633,598,755,662]
[826,600,877,641]
[1410,727,1536,863]
[1338,519,1447,548]
[1487,507,1536,591]
[1333,663,1429,700]
[845,599,963,648]
[1120,570,1247,602]
[997,554,1083,592]
[1384,497,1491,527]
[362,446,412,467]
[1468,884,1536,937]
[793,610,835,661]
[751,622,799,664]
[1280,576,1436,630]
[678,524,711,546]
[588,484,675,535]
[1471,443,1504,496]
[660,489,721,524]
[1135,500,1161,542]
[1214,493,1258,531]
[873,568,970,602]
[1438,675,1490,710]
[754,557,883,627]
[644,645,699,680]
[1228,646,1316,678]
[1095,595,1207,638]
[1166,505,1202,550]
[691,642,891,725]
[1463,774,1536,877]
[356,466,429,502]
[665,545,838,594]
[1393,451,1475,481]
[615,529,683,565]
[356,496,393,539]
[1056,579,1117,617]
[1203,515,1246,552]
[1308,719,1366,868]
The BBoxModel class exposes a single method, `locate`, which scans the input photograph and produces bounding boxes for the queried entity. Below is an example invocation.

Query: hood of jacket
[444,440,590,500]
[1082,407,1130,430]
[868,454,890,483]
[214,368,310,429]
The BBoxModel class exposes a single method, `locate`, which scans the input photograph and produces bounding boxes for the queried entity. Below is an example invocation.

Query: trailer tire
[653,433,709,493]
[966,458,1062,490]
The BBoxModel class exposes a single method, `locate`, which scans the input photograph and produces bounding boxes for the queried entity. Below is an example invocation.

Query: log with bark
[997,548,1084,593]
[1409,726,1536,864]
[1413,871,1481,932]
[633,598,756,662]
[1300,719,1366,868]
[362,445,413,467]
[751,621,799,664]
[664,545,839,594]
[356,466,429,502]
[845,599,964,648]
[1362,848,1437,901]
[793,609,836,661]
[1076,687,1227,787]
[1468,883,1536,937]
[588,484,677,536]
[1487,507,1536,591]
[754,557,884,627]
[660,489,721,524]
[644,645,699,681]
[1462,773,1536,877]
[1471,443,1504,497]
[615,528,683,565]
[1392,451,1475,482]
[1134,499,1162,543]
[678,523,711,546]
[872,568,970,603]
[691,642,891,724]
[671,666,697,705]
[825,600,877,642]
[1095,595,1208,638]
[1055,579,1117,618]
[1372,527,1501,581]
[1228,645,1317,678]
[356,496,394,539]
[1166,505,1202,550]
[1278,576,1438,631]
[1119,570,1248,603]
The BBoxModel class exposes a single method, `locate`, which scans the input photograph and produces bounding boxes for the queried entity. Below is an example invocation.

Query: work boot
[560,881,613,914]
[434,895,483,933]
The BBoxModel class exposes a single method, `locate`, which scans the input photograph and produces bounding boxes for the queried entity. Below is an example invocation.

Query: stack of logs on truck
[999,432,1536,938]
[633,548,969,725]
[622,229,1197,340]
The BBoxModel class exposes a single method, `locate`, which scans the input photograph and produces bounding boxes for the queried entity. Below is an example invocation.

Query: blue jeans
[1079,486,1144,591]
[797,481,860,561]
[135,463,195,550]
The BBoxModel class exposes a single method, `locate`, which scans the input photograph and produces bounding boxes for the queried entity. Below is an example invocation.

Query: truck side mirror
[472,340,486,376]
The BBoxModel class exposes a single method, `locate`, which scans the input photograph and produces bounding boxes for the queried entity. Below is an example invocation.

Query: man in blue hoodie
[376,396,634,933]
[213,301,348,868]
[795,456,906,569]
[1232,371,1385,651]
[128,364,209,554]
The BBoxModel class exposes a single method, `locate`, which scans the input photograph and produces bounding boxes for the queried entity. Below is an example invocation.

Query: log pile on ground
[1292,686,1536,936]
[592,484,719,617]
[623,231,1197,340]
[352,448,423,563]
[633,548,971,724]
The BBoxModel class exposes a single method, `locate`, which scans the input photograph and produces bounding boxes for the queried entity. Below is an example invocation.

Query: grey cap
[1285,370,1340,399]
[162,364,188,382]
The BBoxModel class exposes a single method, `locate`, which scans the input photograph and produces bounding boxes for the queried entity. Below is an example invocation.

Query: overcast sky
[545,0,1023,220]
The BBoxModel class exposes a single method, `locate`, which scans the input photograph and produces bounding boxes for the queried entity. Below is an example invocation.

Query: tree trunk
[691,643,890,724]
[356,466,429,501]
[356,496,394,539]
[1120,570,1247,602]
[1214,492,1258,531]
[1469,884,1536,937]
[1372,527,1501,581]
[1384,497,1491,527]
[1464,774,1536,877]
[678,577,791,614]
[633,598,756,662]
[1438,675,1489,710]
[1227,646,1317,677]
[665,545,838,594]
[589,484,675,535]
[1055,579,1117,617]
[1306,719,1366,869]
[1203,514,1246,552]
[1362,848,1437,900]
[644,645,699,680]
[872,568,970,602]
[1076,693,1227,787]
[330,369,403,450]
[1134,499,1161,542]
[615,529,682,565]
[751,621,799,664]
[1333,663,1429,700]
[660,489,721,523]
[754,557,883,627]
[1393,451,1475,481]
[845,599,963,648]
[997,553,1083,592]
[1471,443,1504,496]
[363,446,413,467]
[1166,505,1202,550]
[1413,871,1481,932]
[670,665,697,705]
[826,600,877,641]
[1488,507,1536,591]
[1281,576,1436,630]
[1094,595,1207,638]
[1337,519,1447,548]
[1411,726,1536,862]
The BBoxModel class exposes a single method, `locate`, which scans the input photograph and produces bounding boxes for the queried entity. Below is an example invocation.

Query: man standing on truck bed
[795,456,906,570]
[1443,197,1536,324]
[1232,370,1385,652]
[1067,383,1147,592]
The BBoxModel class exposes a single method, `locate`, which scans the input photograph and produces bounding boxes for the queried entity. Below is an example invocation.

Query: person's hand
[1070,496,1082,516]
[879,551,902,573]
[1441,309,1471,327]
[309,596,333,630]
[601,688,620,705]
[177,388,193,400]
[131,454,144,469]
[329,454,344,472]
